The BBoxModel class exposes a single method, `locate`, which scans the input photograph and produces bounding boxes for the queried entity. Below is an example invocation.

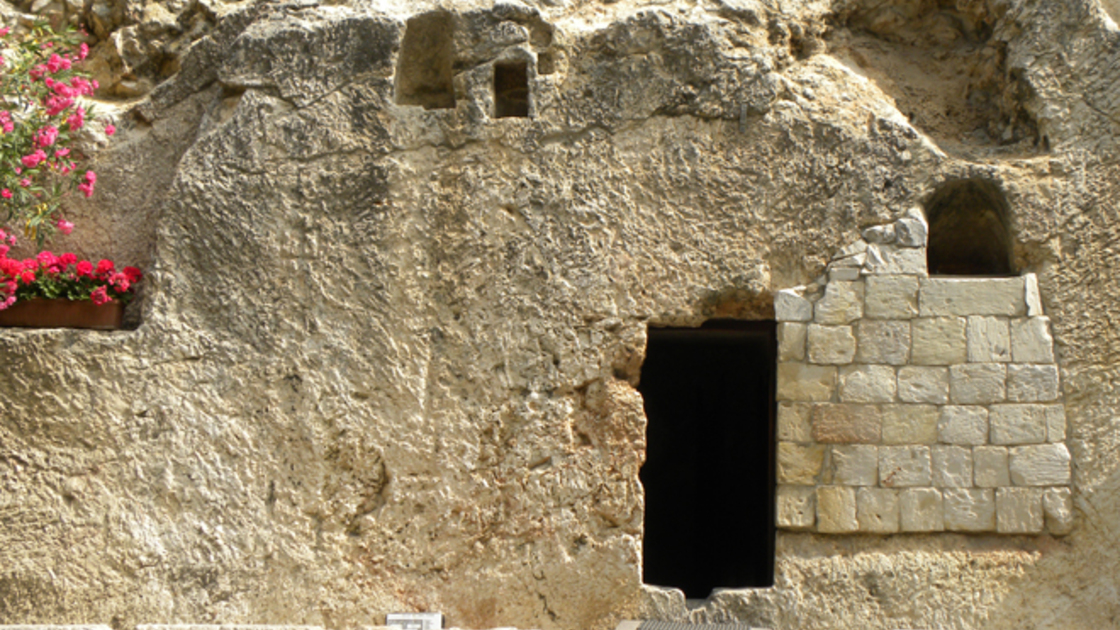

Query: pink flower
[122,266,142,283]
[0,27,10,37]
[109,272,129,292]
[78,181,94,197]
[104,123,115,136]
[84,170,96,184]
[59,253,76,266]
[56,219,73,234]
[75,260,92,277]
[21,150,47,168]
[1,189,11,199]
[36,251,56,267]
[19,179,30,188]
[67,106,85,130]
[95,259,113,275]
[90,285,111,305]
[54,148,69,158]
[78,42,89,60]
[35,125,59,147]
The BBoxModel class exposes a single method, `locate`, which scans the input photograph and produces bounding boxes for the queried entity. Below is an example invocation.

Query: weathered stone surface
[990,405,1048,445]
[949,363,1007,404]
[857,488,900,533]
[856,320,911,365]
[1011,317,1056,363]
[900,487,944,532]
[897,366,949,404]
[817,486,858,533]
[830,444,879,486]
[939,406,989,445]
[1046,404,1067,442]
[996,488,1044,534]
[0,1,1102,627]
[864,243,927,275]
[943,489,997,532]
[864,275,920,319]
[932,445,974,487]
[777,485,816,530]
[1010,444,1072,486]
[839,364,897,403]
[911,317,967,365]
[778,322,807,362]
[967,316,1011,362]
[1006,364,1060,402]
[1024,273,1044,317]
[812,404,882,444]
[879,446,932,487]
[919,277,1027,317]
[778,442,826,485]
[807,325,858,364]
[881,404,939,444]
[1043,487,1074,535]
[778,362,838,402]
[776,289,813,322]
[895,214,928,248]
[974,446,1011,488]
[814,281,864,325]
[777,402,813,442]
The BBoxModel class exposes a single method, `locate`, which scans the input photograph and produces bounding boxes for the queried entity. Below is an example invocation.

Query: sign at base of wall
[385,612,443,630]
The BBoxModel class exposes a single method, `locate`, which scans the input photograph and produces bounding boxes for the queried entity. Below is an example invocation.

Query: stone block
[817,486,858,533]
[777,485,816,530]
[931,445,973,487]
[839,364,897,403]
[830,266,861,281]
[777,442,825,485]
[881,404,939,444]
[830,444,878,486]
[1011,317,1055,363]
[777,402,813,442]
[814,281,863,325]
[856,320,910,365]
[938,406,988,445]
[864,275,920,319]
[864,243,927,275]
[895,214,928,247]
[990,405,1047,445]
[857,487,900,533]
[1043,487,1074,535]
[911,317,967,365]
[812,404,882,443]
[919,277,1027,317]
[1045,405,1066,442]
[862,223,896,244]
[778,322,807,361]
[897,366,949,404]
[807,325,857,364]
[775,289,812,322]
[1009,443,1071,486]
[949,363,1006,404]
[901,487,944,532]
[974,446,1010,487]
[967,316,1011,362]
[777,362,837,402]
[879,445,932,487]
[1024,273,1043,316]
[1006,364,1060,402]
[943,488,996,532]
[996,487,1044,534]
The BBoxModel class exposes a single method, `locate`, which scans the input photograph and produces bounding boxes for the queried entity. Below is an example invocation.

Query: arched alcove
[395,11,456,109]
[925,179,1014,276]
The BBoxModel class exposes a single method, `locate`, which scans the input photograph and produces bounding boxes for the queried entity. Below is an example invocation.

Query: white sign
[385,612,443,630]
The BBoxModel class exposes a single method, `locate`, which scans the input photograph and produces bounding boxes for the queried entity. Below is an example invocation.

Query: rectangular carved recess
[772,226,1072,536]
[494,62,529,118]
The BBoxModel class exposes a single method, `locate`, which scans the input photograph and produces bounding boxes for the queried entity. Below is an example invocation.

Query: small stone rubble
[774,211,1072,535]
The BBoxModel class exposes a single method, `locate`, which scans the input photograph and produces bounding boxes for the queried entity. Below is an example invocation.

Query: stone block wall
[774,212,1072,535]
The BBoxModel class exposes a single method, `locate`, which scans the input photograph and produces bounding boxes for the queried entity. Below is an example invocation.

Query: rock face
[3,0,1120,629]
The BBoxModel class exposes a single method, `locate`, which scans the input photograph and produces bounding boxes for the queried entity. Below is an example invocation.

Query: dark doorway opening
[638,320,776,598]
[925,178,1014,276]
[494,62,530,118]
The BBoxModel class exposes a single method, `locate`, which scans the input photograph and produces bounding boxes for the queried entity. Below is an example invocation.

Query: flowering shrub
[0,227,140,310]
[0,20,115,247]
